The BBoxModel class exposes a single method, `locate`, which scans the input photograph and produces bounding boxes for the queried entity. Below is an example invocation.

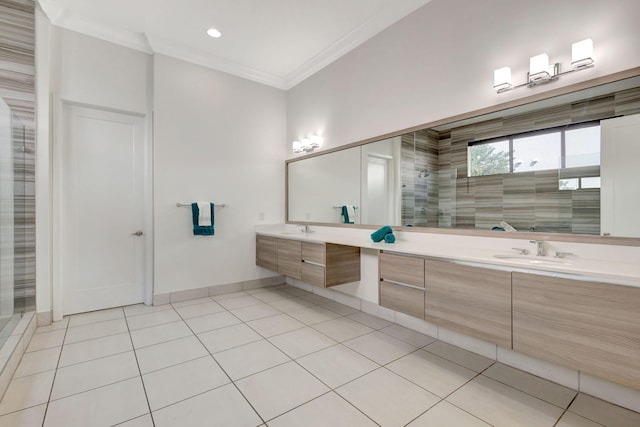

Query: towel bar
[176,202,227,207]
[333,205,358,209]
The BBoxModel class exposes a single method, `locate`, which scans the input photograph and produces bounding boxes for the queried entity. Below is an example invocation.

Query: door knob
[131,231,144,236]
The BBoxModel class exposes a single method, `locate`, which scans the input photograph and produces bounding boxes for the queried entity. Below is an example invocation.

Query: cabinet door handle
[302,260,325,267]
[131,231,144,236]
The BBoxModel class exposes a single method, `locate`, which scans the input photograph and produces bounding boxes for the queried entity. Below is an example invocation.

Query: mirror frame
[285,66,640,246]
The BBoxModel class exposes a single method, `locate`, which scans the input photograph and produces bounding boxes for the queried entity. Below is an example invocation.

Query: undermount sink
[492,254,571,265]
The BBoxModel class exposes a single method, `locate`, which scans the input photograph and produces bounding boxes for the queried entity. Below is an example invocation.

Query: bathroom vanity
[255,228,640,391]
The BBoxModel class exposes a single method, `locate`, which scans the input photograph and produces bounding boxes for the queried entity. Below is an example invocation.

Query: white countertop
[256,224,640,287]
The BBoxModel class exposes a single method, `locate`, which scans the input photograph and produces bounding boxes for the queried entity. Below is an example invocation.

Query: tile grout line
[172,303,269,426]
[123,309,157,427]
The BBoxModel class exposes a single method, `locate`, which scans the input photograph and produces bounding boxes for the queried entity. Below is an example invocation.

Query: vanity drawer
[379,253,425,288]
[301,262,325,288]
[380,281,425,319]
[302,242,325,265]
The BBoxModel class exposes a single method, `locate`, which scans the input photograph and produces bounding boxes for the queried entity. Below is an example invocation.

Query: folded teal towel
[341,206,354,224]
[384,233,396,243]
[191,203,214,236]
[371,225,393,242]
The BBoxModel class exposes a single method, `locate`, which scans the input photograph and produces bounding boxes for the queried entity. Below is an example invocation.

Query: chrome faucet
[529,240,545,256]
[299,225,311,233]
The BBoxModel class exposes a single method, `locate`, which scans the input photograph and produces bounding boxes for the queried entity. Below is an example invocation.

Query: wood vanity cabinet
[256,235,360,287]
[379,253,425,319]
[276,239,302,280]
[512,272,640,390]
[302,242,361,288]
[424,260,512,348]
[255,235,278,271]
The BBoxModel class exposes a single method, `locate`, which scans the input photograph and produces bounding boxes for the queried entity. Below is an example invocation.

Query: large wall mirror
[286,69,640,241]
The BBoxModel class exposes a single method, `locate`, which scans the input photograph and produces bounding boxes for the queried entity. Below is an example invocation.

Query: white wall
[153,54,286,295]
[287,0,640,154]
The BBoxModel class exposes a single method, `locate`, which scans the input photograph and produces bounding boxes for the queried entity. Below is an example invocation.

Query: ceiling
[38,0,432,89]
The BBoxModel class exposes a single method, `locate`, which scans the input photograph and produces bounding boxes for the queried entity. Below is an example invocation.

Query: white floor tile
[51,351,140,400]
[126,309,182,331]
[142,356,229,411]
[135,336,208,374]
[246,314,305,338]
[483,363,577,408]
[347,312,392,329]
[64,318,128,345]
[568,393,640,427]
[297,345,378,388]
[269,327,336,359]
[210,291,249,301]
[235,361,329,421]
[216,295,263,310]
[35,318,69,334]
[0,370,55,416]
[213,339,289,380]
[447,375,564,427]
[174,301,225,319]
[251,290,294,303]
[58,333,132,367]
[115,414,154,427]
[184,311,241,334]
[556,411,604,427]
[269,391,376,427]
[14,347,60,378]
[229,303,282,322]
[312,317,374,342]
[387,349,477,397]
[0,403,46,427]
[321,301,359,316]
[198,323,262,353]
[424,341,494,373]
[68,308,124,328]
[297,293,332,305]
[380,324,436,348]
[44,377,148,427]
[123,303,172,317]
[407,401,490,426]
[337,368,439,427]
[343,331,416,365]
[152,383,262,427]
[171,297,213,308]
[287,306,341,325]
[26,329,65,352]
[129,320,192,349]
[267,297,315,313]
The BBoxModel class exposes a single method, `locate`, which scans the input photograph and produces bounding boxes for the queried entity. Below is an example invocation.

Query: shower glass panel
[0,97,26,347]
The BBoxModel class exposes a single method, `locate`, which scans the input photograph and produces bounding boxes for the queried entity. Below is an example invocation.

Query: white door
[61,104,146,315]
[600,114,640,237]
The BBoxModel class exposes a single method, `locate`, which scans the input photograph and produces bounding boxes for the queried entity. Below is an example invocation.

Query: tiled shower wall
[444,88,640,234]
[0,0,36,312]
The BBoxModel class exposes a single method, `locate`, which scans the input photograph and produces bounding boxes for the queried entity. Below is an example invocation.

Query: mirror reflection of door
[366,155,394,225]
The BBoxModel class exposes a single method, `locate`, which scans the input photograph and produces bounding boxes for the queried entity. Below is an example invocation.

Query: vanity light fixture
[292,134,323,154]
[206,28,222,38]
[493,39,594,94]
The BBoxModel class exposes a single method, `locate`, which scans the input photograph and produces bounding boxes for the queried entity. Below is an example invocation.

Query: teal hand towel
[191,203,215,236]
[371,225,393,242]
[341,206,354,224]
[384,233,396,243]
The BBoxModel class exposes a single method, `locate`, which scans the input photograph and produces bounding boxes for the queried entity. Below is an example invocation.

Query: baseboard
[152,275,285,306]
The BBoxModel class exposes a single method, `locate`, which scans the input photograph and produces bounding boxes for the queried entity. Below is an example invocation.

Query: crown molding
[145,35,287,89]
[283,0,432,89]
[37,0,431,90]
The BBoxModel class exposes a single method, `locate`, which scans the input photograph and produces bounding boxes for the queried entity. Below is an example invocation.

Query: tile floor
[0,284,639,426]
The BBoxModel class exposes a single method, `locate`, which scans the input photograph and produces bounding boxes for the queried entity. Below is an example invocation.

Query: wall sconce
[292,134,323,153]
[493,39,594,93]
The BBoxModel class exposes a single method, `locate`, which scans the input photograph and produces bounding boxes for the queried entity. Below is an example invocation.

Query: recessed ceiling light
[206,28,222,38]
